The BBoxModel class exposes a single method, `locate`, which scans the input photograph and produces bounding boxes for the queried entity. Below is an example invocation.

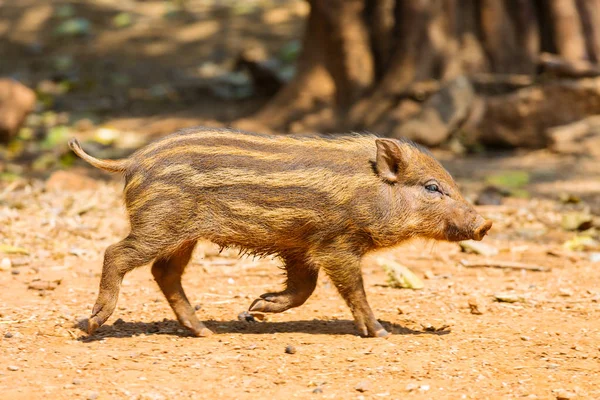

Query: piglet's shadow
[76,317,449,342]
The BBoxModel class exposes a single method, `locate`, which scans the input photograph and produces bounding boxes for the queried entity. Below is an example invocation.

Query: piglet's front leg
[311,246,389,338]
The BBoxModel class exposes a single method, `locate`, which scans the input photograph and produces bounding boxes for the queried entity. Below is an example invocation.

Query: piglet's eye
[425,184,440,193]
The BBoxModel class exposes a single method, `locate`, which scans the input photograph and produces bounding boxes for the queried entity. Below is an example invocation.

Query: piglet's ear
[375,138,406,183]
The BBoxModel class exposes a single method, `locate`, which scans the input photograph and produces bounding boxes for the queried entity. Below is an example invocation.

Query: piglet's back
[122,128,381,254]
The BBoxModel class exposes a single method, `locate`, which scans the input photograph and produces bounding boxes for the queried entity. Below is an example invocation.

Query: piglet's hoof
[87,317,101,335]
[248,296,288,313]
[374,328,391,338]
[193,327,213,337]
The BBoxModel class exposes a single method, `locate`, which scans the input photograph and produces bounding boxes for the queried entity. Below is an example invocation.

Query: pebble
[87,391,99,400]
[555,390,576,400]
[558,288,573,297]
[285,345,296,354]
[494,293,523,303]
[7,365,19,371]
[312,387,323,394]
[405,383,418,392]
[72,378,83,385]
[0,258,11,271]
[423,270,435,280]
[4,332,13,338]
[237,311,256,322]
[355,380,371,392]
[459,240,499,256]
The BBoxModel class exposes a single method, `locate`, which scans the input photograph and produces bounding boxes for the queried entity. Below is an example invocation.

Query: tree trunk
[243,0,600,147]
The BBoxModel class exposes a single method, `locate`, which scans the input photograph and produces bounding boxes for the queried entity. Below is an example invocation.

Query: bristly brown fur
[71,127,491,338]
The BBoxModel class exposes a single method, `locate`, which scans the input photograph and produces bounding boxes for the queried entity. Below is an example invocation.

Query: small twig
[205,300,235,305]
[460,259,550,272]
[198,292,235,298]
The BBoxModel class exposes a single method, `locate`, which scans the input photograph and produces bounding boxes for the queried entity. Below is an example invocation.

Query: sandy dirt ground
[1,150,599,400]
[1,1,600,399]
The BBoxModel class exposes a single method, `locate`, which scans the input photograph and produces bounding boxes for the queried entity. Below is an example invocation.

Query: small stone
[312,387,323,394]
[0,258,11,271]
[28,279,61,291]
[355,380,371,392]
[561,212,593,231]
[521,336,531,341]
[424,270,435,280]
[237,311,256,322]
[494,293,523,303]
[72,378,83,385]
[555,389,576,400]
[558,288,573,297]
[227,277,235,284]
[405,383,418,392]
[4,332,13,338]
[285,345,296,354]
[421,322,450,332]
[87,391,99,400]
[419,384,430,391]
[0,79,36,142]
[194,304,202,311]
[7,365,19,371]
[459,240,499,256]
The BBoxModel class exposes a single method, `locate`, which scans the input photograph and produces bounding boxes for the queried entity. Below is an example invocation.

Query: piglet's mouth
[443,219,493,242]
[472,220,493,241]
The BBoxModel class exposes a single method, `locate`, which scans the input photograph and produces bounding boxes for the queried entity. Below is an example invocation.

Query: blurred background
[1,4,600,398]
[3,0,600,172]
[1,0,600,227]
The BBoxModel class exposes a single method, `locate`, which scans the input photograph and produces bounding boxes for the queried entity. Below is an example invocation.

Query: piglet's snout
[472,217,493,241]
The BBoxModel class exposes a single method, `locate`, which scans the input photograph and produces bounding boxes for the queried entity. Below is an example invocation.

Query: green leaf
[0,244,29,255]
[60,152,76,167]
[112,12,132,28]
[279,40,301,63]
[485,171,530,189]
[0,172,20,182]
[42,125,70,150]
[561,212,593,231]
[53,55,74,72]
[563,235,599,251]
[54,18,91,37]
[55,4,76,19]
[377,257,424,290]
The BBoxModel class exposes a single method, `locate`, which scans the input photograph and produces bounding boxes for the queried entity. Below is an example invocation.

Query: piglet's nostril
[472,220,493,241]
